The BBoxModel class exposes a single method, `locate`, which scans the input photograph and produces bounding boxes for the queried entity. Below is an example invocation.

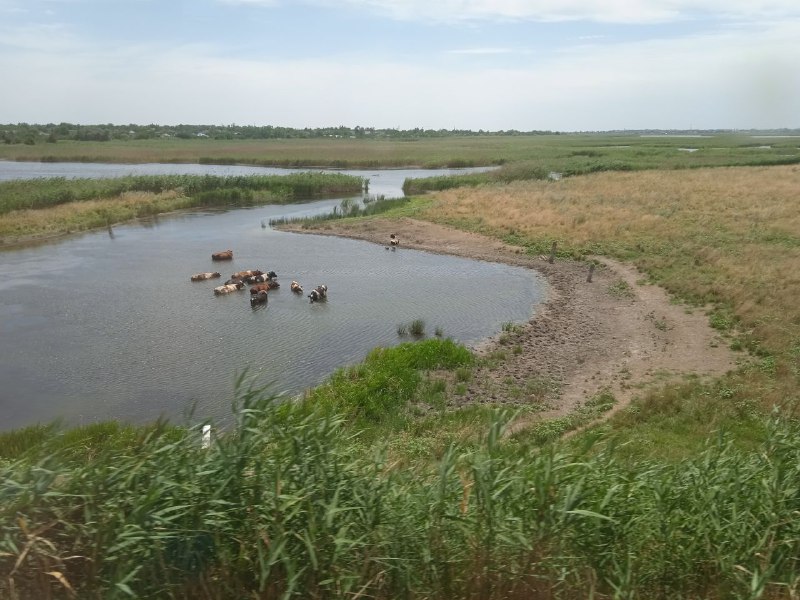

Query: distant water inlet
[0,199,546,431]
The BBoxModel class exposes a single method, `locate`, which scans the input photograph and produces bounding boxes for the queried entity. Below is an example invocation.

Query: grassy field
[3,136,800,598]
[2,132,799,245]
[1,133,799,170]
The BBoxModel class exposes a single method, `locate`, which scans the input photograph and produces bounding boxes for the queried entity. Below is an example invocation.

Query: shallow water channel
[0,164,546,431]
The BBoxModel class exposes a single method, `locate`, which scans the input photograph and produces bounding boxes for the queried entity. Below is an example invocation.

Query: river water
[0,162,546,431]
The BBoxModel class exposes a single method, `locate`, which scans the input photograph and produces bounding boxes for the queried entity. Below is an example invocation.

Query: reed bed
[0,173,363,215]
[0,191,188,240]
[3,381,800,599]
[268,196,410,228]
[0,173,362,243]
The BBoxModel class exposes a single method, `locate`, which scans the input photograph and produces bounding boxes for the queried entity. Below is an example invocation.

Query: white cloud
[217,0,278,4]
[446,47,515,55]
[308,0,800,24]
[0,14,797,129]
[212,0,800,23]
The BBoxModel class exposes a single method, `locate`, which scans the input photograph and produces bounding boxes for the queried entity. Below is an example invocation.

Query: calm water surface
[0,164,544,431]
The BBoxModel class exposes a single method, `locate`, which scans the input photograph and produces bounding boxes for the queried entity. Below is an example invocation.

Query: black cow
[308,284,328,303]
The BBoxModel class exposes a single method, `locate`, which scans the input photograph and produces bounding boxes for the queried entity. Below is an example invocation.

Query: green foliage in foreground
[306,338,473,426]
[3,384,800,599]
[0,172,364,216]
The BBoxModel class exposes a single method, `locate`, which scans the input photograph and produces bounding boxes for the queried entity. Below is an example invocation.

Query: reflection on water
[0,198,546,431]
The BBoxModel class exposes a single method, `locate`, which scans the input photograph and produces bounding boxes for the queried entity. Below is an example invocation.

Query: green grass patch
[592,378,771,462]
[516,389,616,445]
[305,338,473,426]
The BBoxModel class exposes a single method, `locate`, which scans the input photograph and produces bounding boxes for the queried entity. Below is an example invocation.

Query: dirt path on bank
[281,217,741,430]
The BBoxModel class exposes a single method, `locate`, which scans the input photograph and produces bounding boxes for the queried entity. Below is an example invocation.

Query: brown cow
[211,250,233,261]
[250,280,280,295]
[231,269,264,280]
[290,281,303,294]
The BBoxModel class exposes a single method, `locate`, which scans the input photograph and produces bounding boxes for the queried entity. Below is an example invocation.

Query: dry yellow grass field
[417,165,800,412]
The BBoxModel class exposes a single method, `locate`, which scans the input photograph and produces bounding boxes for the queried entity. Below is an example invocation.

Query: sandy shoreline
[279,217,740,426]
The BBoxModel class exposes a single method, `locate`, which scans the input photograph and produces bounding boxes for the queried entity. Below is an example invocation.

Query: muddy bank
[280,217,740,425]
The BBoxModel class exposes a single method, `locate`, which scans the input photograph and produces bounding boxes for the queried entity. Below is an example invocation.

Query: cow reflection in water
[308,284,328,303]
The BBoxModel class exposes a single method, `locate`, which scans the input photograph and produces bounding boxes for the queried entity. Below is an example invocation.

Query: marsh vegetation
[3,132,800,598]
[2,131,799,171]
[0,172,362,243]
[3,368,800,599]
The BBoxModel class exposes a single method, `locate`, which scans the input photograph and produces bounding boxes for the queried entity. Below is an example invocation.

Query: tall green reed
[3,377,800,598]
[0,172,363,215]
[269,196,409,228]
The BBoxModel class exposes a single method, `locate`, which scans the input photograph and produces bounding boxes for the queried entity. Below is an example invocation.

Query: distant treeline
[1,122,561,144]
[3,122,799,145]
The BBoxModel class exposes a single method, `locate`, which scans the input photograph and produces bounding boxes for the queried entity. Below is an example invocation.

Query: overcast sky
[1,0,799,131]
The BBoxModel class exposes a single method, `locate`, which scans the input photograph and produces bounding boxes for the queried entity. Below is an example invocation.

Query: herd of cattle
[191,249,328,307]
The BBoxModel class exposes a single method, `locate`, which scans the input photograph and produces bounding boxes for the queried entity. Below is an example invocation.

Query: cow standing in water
[250,290,269,307]
[211,250,233,261]
[250,280,279,295]
[190,272,221,282]
[308,284,328,303]
[231,269,264,281]
[245,271,277,284]
[290,281,303,294]
[213,281,245,295]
